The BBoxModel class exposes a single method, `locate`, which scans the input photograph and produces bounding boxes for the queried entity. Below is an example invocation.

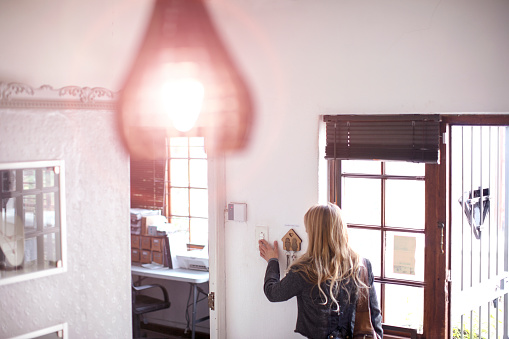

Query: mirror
[0,160,66,285]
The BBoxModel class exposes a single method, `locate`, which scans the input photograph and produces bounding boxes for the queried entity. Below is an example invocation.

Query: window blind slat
[130,133,166,211]
[324,115,440,163]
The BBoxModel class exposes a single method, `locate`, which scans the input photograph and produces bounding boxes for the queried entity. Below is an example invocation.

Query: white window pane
[384,284,424,333]
[44,233,59,264]
[170,159,189,187]
[170,216,190,234]
[385,180,425,229]
[190,218,208,246]
[171,188,189,216]
[189,137,204,147]
[190,146,207,159]
[170,137,189,158]
[385,231,424,282]
[43,193,56,228]
[190,189,208,218]
[43,168,55,188]
[342,160,382,174]
[189,137,207,159]
[24,237,37,266]
[24,195,37,230]
[385,161,425,176]
[348,228,381,277]
[170,137,188,147]
[190,159,207,188]
[23,169,36,190]
[341,178,381,226]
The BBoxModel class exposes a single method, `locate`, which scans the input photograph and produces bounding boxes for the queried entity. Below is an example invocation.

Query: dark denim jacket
[263,258,383,339]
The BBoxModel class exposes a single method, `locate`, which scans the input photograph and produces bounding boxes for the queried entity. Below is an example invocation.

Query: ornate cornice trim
[0,82,119,110]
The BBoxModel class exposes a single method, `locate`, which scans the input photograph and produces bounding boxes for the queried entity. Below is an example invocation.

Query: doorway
[448,123,509,338]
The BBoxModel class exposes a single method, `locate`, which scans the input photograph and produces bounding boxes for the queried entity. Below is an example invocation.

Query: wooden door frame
[423,121,449,338]
[434,114,509,339]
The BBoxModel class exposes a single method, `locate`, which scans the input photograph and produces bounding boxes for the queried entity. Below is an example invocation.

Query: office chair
[132,282,171,338]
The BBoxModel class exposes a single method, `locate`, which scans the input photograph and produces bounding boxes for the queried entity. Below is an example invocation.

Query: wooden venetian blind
[324,115,441,163]
[129,130,166,211]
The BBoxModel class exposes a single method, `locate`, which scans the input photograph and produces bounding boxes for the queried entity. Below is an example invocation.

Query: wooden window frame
[328,114,509,338]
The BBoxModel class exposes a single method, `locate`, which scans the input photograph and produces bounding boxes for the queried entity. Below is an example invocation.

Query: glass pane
[24,237,37,267]
[2,198,16,225]
[170,216,190,234]
[189,137,204,147]
[23,195,37,230]
[170,137,189,147]
[190,189,208,218]
[170,188,189,216]
[170,159,188,187]
[385,179,425,229]
[43,168,55,187]
[189,137,207,159]
[43,193,55,228]
[342,160,382,174]
[190,159,207,188]
[1,170,16,192]
[385,231,425,282]
[385,161,425,176]
[190,218,208,246]
[170,137,189,158]
[23,169,36,190]
[384,284,424,333]
[348,228,381,277]
[341,178,381,226]
[44,233,60,264]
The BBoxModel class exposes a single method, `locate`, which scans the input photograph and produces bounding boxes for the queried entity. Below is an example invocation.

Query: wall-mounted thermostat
[228,203,247,222]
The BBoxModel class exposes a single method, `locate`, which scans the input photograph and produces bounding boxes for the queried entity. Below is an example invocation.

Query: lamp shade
[118,0,253,160]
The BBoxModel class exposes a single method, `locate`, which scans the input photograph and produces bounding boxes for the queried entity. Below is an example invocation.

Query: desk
[131,266,209,339]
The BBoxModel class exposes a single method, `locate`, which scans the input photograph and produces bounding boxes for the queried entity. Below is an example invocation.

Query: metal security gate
[449,125,509,339]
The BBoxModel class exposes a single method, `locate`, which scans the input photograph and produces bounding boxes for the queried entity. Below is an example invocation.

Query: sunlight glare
[160,78,205,132]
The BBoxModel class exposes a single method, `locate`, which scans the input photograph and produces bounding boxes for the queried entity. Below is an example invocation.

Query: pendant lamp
[118,0,253,160]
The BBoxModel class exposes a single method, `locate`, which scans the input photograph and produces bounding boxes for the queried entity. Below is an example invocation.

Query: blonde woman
[259,203,383,339]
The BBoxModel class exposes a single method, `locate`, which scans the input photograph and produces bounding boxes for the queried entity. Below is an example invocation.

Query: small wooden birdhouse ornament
[282,229,302,252]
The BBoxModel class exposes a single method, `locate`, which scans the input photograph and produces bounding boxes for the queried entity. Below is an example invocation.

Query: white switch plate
[255,226,268,246]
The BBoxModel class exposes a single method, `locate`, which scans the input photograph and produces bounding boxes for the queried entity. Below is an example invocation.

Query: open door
[207,154,226,339]
[447,120,509,339]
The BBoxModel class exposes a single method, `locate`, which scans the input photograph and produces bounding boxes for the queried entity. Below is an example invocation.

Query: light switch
[255,226,268,246]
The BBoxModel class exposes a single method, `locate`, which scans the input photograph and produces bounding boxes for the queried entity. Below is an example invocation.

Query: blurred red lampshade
[118,0,253,160]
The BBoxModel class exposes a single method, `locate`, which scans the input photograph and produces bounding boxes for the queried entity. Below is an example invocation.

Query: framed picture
[0,160,66,285]
[10,323,68,339]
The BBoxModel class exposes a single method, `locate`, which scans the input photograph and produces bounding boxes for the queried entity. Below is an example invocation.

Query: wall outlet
[255,226,268,246]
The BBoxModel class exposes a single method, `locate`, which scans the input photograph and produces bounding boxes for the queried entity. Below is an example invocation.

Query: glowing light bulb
[118,0,254,160]
[160,78,204,132]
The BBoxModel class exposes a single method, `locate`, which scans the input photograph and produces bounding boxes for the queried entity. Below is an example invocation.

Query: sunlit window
[334,160,425,332]
[167,137,208,247]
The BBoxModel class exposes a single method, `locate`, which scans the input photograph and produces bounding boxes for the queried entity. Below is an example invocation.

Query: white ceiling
[0,0,153,91]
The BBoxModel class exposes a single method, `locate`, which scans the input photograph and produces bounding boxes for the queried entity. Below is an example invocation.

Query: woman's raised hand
[258,239,279,262]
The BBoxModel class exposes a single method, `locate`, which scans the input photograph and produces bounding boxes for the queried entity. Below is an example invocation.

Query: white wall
[0,107,131,338]
[1,0,509,338]
[206,0,509,338]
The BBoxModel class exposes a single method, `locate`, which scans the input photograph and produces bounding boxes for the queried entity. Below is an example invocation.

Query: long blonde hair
[291,203,365,311]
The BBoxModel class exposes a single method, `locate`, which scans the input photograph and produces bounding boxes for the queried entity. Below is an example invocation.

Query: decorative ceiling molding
[0,82,118,110]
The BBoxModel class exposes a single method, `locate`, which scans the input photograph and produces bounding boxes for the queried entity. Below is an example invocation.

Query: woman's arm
[260,239,304,302]
[263,258,304,302]
[366,259,383,338]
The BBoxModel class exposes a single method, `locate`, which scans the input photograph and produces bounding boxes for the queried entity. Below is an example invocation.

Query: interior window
[167,137,208,247]
[333,160,426,333]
